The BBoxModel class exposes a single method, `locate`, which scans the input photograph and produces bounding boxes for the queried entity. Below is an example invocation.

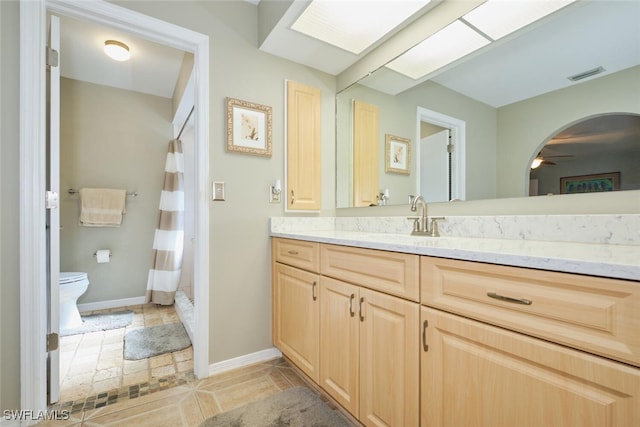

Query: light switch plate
[212,181,225,201]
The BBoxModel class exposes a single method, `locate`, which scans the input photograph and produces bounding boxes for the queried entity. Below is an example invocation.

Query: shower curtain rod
[177,106,195,140]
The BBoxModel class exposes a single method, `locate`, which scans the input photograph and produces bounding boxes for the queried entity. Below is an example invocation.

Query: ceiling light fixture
[531,157,543,169]
[104,40,130,61]
[291,0,431,55]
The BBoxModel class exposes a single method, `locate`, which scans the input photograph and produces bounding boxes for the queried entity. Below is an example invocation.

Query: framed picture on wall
[385,134,411,175]
[560,172,620,194]
[226,97,272,157]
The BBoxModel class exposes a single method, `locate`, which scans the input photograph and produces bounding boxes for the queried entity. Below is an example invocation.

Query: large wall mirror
[335,0,640,209]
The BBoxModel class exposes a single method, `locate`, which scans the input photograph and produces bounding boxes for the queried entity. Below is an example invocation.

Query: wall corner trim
[208,348,283,377]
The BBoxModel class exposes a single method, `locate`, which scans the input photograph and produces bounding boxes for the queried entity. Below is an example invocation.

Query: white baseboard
[77,296,146,312]
[208,348,282,376]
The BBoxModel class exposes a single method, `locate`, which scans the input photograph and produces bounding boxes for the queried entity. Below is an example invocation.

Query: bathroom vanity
[271,218,640,426]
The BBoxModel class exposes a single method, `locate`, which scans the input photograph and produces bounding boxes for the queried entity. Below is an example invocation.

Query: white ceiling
[57,14,185,99]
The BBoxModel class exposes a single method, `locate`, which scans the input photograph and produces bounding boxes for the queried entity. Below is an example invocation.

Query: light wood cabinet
[320,276,420,427]
[319,277,360,415]
[272,238,320,383]
[353,100,380,207]
[421,256,640,367]
[286,80,322,211]
[421,306,640,427]
[321,244,420,302]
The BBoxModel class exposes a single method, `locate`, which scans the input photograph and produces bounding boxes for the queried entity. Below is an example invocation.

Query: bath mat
[198,386,353,427]
[60,310,134,337]
[124,322,191,360]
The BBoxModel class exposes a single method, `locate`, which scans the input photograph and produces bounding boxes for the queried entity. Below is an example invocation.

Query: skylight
[291,0,431,55]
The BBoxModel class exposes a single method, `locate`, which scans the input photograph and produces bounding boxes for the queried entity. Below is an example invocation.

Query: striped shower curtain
[146,139,185,305]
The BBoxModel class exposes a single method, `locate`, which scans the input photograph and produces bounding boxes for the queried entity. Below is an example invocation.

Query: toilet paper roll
[96,249,111,263]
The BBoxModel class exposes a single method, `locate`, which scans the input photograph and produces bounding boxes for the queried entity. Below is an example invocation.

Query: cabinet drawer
[272,238,319,272]
[421,256,640,367]
[321,244,419,301]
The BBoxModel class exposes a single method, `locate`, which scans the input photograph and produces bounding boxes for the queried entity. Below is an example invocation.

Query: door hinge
[45,191,59,209]
[447,143,454,153]
[47,332,59,352]
[47,47,59,67]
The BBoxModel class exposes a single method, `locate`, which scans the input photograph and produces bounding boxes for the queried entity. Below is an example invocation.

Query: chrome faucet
[410,195,429,234]
[408,195,445,237]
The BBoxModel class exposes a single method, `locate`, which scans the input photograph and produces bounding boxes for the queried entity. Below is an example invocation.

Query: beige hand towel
[79,188,127,227]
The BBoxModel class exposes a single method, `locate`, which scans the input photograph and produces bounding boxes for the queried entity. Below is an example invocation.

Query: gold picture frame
[226,97,272,157]
[385,134,411,175]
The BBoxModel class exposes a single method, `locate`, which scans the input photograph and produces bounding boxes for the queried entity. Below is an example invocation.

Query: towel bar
[68,188,138,197]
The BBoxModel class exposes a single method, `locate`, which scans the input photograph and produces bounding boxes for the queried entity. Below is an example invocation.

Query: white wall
[60,78,172,304]
[111,0,337,364]
[497,66,640,198]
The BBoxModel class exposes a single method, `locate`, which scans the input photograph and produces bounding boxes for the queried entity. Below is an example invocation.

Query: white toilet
[59,272,90,331]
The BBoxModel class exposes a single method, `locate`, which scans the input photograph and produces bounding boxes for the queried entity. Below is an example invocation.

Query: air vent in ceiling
[567,66,605,82]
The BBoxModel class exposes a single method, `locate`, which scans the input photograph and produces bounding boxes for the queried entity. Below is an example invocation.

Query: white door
[46,14,61,405]
[420,129,450,202]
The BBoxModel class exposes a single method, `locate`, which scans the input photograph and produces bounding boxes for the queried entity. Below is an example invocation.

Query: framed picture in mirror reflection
[385,134,411,175]
[560,172,620,194]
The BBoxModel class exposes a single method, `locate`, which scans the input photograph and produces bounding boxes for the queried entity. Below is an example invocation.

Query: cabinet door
[319,277,360,415]
[286,80,322,211]
[360,288,420,427]
[353,100,379,207]
[273,263,320,382]
[421,306,640,427]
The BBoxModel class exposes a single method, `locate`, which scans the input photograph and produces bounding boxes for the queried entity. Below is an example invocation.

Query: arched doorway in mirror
[529,113,640,196]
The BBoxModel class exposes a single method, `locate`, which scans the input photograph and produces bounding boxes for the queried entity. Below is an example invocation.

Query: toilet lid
[60,272,88,284]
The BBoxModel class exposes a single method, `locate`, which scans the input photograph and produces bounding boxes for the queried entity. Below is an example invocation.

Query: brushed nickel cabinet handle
[422,320,429,352]
[312,281,317,301]
[291,190,295,204]
[359,297,365,321]
[349,293,355,317]
[487,292,532,305]
[287,250,299,255]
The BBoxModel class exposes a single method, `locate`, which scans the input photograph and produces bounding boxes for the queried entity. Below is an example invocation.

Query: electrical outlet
[212,181,225,201]
[269,184,281,203]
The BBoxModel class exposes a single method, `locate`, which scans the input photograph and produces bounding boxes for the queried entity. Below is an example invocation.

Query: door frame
[416,106,466,201]
[20,0,210,414]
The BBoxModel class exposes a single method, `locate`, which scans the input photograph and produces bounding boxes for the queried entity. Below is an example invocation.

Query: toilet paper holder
[93,251,113,258]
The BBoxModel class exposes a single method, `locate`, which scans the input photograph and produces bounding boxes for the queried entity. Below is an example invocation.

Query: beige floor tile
[122,359,148,374]
[149,354,173,368]
[122,371,150,386]
[213,376,280,412]
[91,377,122,394]
[151,364,176,378]
[83,400,185,427]
[176,360,193,373]
[94,367,122,382]
[173,348,193,362]
[83,385,193,421]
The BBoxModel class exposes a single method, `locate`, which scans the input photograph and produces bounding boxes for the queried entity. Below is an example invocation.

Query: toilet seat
[60,272,88,285]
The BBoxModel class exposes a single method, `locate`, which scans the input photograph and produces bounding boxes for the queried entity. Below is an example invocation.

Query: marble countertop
[271,229,640,282]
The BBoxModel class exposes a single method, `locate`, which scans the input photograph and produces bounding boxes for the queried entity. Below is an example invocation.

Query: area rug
[199,386,353,427]
[124,322,191,360]
[60,310,134,337]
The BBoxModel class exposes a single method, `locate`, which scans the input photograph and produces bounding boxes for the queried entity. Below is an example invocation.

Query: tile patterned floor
[40,357,354,426]
[55,304,194,407]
